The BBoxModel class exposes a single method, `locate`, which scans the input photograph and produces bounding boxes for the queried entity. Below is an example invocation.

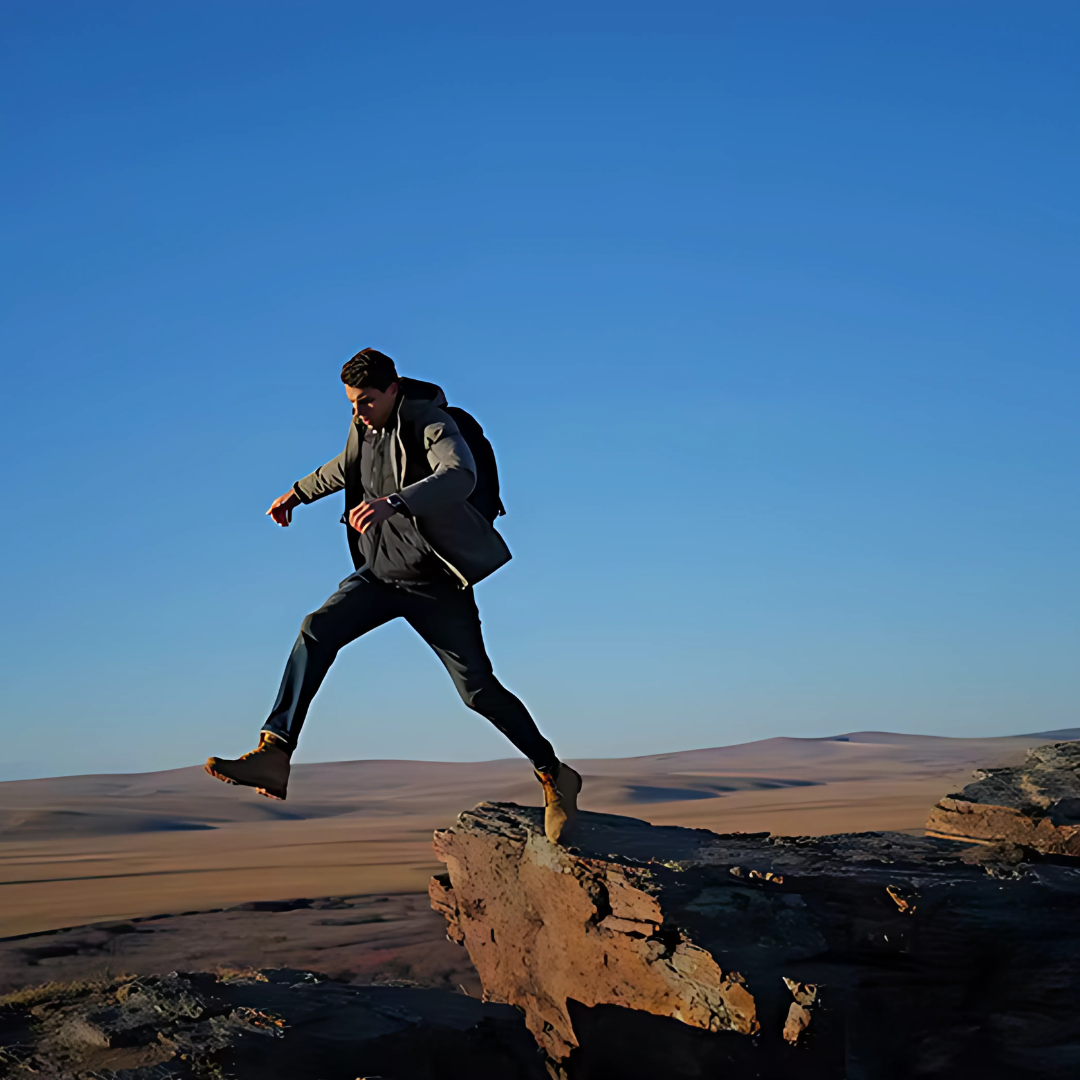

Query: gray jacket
[292,378,512,587]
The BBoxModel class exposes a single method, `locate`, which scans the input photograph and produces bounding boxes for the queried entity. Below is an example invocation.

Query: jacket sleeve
[398,420,476,515]
[293,450,347,504]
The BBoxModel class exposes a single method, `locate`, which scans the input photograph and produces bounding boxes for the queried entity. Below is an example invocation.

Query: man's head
[341,348,399,430]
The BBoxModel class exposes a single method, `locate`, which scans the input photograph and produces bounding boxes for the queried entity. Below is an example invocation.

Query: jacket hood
[398,376,447,414]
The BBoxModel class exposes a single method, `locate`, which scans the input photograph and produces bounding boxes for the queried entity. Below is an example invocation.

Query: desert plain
[1,728,1076,995]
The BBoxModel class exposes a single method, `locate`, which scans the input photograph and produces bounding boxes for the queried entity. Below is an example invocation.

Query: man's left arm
[398,419,477,515]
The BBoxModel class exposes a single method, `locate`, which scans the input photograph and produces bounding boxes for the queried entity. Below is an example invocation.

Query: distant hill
[1,728,1077,938]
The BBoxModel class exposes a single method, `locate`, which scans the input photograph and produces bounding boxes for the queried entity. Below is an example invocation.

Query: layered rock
[431,802,1080,1079]
[926,740,1080,853]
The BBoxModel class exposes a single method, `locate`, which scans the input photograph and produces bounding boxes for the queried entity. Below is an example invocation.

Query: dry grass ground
[1,728,1074,989]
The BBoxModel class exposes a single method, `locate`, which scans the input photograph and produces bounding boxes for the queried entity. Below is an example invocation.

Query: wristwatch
[386,494,409,515]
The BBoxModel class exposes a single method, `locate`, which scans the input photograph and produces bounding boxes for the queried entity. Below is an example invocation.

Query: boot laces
[536,768,561,805]
[238,735,281,761]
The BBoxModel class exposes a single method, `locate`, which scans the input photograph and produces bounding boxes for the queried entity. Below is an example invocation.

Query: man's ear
[387,381,400,397]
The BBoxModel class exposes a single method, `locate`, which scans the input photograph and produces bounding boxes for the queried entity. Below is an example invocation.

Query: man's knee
[456,672,501,712]
[299,605,337,644]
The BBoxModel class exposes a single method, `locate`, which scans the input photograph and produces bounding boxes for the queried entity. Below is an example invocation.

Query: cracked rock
[926,741,1080,854]
[431,800,1080,1078]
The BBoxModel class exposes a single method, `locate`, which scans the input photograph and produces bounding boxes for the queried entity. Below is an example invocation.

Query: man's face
[346,381,398,430]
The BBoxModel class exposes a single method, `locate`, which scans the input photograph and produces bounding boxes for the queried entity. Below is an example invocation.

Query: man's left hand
[348,498,398,534]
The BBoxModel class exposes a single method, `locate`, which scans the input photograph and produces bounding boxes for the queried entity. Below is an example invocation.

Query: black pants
[262,569,558,770]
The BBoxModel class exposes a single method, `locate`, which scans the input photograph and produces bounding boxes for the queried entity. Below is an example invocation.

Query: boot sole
[203,764,287,801]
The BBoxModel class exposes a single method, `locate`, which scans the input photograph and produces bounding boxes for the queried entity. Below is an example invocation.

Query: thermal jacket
[291,378,512,588]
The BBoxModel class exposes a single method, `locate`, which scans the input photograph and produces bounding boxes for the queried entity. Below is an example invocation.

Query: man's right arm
[293,450,347,504]
[266,451,347,527]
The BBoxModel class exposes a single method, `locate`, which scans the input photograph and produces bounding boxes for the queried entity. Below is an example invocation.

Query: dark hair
[340,348,398,391]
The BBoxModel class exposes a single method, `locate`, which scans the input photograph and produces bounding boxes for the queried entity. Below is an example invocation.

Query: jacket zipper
[392,410,470,589]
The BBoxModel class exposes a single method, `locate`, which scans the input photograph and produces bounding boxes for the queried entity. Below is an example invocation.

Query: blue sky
[2,2,1078,780]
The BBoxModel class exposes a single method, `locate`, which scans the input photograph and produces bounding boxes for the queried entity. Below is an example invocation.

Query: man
[205,348,581,843]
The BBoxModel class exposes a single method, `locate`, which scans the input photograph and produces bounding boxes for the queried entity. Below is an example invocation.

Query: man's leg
[207,570,399,798]
[405,587,581,841]
[404,588,558,770]
[262,570,399,751]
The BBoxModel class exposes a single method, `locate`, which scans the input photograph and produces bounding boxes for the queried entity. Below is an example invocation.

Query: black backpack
[445,406,506,525]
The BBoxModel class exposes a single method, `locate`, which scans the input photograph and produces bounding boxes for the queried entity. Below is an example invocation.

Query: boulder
[926,740,1080,854]
[431,801,1080,1079]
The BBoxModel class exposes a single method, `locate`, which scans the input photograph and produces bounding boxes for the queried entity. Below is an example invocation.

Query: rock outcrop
[926,740,1080,854]
[431,802,1080,1079]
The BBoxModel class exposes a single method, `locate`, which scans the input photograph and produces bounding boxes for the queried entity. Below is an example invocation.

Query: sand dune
[1,728,1076,939]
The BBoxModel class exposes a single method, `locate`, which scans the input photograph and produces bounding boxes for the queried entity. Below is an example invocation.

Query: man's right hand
[266,489,302,527]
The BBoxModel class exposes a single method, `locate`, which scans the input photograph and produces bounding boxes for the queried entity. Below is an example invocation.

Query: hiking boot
[536,762,582,844]
[205,733,291,801]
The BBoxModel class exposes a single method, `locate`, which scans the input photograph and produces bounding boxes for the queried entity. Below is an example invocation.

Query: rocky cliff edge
[431,797,1080,1079]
